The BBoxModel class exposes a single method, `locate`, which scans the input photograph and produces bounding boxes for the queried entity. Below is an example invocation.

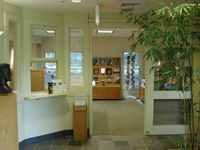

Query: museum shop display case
[92,57,121,99]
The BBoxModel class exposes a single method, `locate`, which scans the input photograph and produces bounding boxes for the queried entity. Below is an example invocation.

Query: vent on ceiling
[121,2,143,9]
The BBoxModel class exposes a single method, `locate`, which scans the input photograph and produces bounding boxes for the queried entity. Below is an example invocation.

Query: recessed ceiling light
[72,0,81,3]
[46,30,55,34]
[97,30,114,33]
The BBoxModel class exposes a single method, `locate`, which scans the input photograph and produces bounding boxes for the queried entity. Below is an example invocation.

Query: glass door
[144,58,190,135]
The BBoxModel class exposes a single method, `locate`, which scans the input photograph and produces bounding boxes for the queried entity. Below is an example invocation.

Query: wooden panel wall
[0,93,19,150]
[31,70,45,92]
[10,70,45,92]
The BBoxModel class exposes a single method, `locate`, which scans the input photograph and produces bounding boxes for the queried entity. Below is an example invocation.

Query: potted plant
[119,0,200,149]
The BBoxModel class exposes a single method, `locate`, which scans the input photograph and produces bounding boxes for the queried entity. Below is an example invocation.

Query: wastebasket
[73,95,87,141]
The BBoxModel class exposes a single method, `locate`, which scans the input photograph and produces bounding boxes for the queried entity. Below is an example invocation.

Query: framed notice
[107,77,111,83]
[71,76,83,86]
[93,76,99,82]
[106,68,112,75]
[93,58,99,65]
[115,58,119,65]
[100,58,106,65]
[114,75,120,83]
[94,68,99,75]
[113,67,120,73]
[107,58,113,65]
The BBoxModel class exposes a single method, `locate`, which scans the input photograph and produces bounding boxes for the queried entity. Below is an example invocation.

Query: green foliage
[174,138,186,149]
[119,1,200,149]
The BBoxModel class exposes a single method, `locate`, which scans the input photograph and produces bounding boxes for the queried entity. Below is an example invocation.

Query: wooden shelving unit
[92,57,121,99]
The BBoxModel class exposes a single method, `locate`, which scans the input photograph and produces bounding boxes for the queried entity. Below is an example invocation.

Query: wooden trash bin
[73,105,87,141]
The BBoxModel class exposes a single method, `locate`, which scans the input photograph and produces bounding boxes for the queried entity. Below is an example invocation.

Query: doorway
[91,27,146,135]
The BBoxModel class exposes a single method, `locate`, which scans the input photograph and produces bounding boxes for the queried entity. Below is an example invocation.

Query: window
[30,27,58,92]
[31,29,55,58]
[45,52,56,85]
[70,52,83,76]
[124,52,139,87]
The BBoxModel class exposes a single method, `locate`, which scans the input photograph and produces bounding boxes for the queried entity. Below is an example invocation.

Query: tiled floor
[22,134,183,150]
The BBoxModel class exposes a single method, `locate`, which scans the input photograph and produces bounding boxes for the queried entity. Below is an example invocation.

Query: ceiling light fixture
[97,30,113,33]
[0,31,3,35]
[95,5,99,25]
[46,30,55,34]
[72,0,81,3]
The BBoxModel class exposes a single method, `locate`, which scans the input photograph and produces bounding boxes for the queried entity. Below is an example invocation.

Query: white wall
[0,0,4,63]
[93,37,145,98]
[24,96,66,138]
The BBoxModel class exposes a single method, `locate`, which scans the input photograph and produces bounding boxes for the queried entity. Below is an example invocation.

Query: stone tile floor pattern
[22,134,183,150]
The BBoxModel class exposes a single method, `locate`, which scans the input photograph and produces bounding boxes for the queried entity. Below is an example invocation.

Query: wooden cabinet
[139,86,145,102]
[93,86,121,99]
[73,105,87,141]
[0,93,19,150]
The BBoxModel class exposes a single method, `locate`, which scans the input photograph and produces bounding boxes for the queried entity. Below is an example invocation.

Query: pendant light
[95,5,99,25]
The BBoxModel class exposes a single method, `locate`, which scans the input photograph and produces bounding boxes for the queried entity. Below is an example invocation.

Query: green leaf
[194,102,200,106]
[163,71,172,75]
[180,110,187,115]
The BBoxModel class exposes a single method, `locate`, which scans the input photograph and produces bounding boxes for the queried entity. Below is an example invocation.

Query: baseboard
[19,130,73,150]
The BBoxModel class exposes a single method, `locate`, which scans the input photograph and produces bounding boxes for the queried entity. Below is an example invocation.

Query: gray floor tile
[99,141,114,146]
[22,145,36,150]
[83,141,98,146]
[114,141,130,146]
[55,136,71,140]
[87,136,99,141]
[98,136,113,141]
[166,144,179,149]
[82,146,98,150]
[37,140,54,146]
[115,146,131,150]
[141,136,156,140]
[128,140,145,146]
[143,140,161,146]
[147,146,163,150]
[131,145,147,150]
[68,141,83,146]
[49,147,67,150]
[66,146,82,150]
[113,136,128,141]
[155,135,171,140]
[127,135,142,140]
[98,146,115,150]
[33,145,50,150]
[52,140,68,146]
[168,134,184,140]
[159,140,176,146]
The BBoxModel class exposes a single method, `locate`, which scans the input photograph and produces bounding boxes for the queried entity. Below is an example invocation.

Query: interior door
[144,58,191,135]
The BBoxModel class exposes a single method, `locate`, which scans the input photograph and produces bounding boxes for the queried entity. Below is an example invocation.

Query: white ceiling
[31,28,142,37]
[3,0,194,15]
[17,0,194,37]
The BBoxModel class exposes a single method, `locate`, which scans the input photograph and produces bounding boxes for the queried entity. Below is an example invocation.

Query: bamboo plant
[119,0,200,149]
